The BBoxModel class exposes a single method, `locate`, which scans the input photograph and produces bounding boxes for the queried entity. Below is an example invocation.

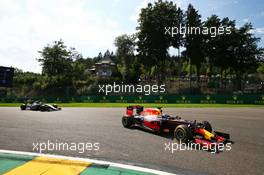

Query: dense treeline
[6,0,264,97]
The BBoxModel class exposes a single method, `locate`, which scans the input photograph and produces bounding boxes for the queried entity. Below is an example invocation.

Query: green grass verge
[0,103,263,108]
[0,103,21,107]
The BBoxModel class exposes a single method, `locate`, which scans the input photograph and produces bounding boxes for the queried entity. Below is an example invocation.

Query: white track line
[0,149,176,175]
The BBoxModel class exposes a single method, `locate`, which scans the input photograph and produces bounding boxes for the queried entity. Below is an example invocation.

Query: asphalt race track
[0,107,263,175]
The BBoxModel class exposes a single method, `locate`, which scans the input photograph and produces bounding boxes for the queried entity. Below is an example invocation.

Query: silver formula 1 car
[20,100,61,112]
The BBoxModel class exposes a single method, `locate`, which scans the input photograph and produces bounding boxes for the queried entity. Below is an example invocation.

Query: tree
[137,0,181,79]
[93,52,103,63]
[115,34,136,67]
[203,15,237,82]
[104,50,111,57]
[37,40,81,96]
[115,35,135,76]
[115,34,140,82]
[203,15,221,76]
[230,23,264,89]
[173,8,184,55]
[38,40,73,76]
[184,4,205,80]
[257,62,264,74]
[213,17,236,76]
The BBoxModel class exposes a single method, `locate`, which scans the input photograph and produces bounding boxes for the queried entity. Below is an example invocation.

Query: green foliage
[257,63,264,74]
[36,40,97,96]
[137,0,181,77]
[184,4,205,78]
[38,40,73,76]
[7,1,264,97]
[114,34,138,82]
[231,23,263,74]
[115,34,136,66]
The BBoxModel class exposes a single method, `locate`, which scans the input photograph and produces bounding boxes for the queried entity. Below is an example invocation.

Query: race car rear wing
[126,105,144,116]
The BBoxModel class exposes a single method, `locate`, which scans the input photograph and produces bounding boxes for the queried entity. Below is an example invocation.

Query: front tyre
[122,116,133,128]
[174,125,192,143]
[40,105,49,112]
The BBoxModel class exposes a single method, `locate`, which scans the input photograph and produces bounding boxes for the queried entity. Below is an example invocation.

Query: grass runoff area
[0,103,263,108]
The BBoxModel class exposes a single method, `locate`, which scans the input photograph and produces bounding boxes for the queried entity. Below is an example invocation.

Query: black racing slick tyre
[40,105,50,112]
[202,121,212,132]
[122,116,133,128]
[174,125,192,143]
[20,104,26,110]
[40,106,46,112]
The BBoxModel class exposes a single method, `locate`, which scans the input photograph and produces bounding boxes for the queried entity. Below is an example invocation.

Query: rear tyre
[20,104,26,110]
[40,106,45,112]
[202,121,212,132]
[122,116,133,128]
[174,125,192,143]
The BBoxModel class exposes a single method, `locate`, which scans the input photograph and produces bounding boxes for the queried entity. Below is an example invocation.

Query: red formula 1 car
[122,106,230,150]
